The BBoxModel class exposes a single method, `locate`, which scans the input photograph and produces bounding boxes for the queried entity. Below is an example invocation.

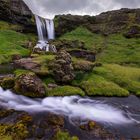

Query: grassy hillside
[0,20,140,97]
[0,21,36,64]
[60,26,140,67]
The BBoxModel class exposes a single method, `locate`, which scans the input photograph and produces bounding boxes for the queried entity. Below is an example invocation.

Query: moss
[1,77,15,89]
[72,57,94,72]
[0,122,29,140]
[14,69,34,77]
[80,74,129,97]
[0,21,22,31]
[53,130,79,140]
[94,64,140,95]
[48,86,85,96]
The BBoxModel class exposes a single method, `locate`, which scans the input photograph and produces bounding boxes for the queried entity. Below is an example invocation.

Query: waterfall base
[34,41,57,52]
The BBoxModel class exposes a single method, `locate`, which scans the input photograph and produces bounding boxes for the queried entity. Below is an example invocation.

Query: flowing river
[0,87,140,139]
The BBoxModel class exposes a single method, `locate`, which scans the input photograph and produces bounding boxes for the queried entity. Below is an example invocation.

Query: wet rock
[14,73,46,97]
[79,121,115,140]
[49,50,75,83]
[0,77,15,89]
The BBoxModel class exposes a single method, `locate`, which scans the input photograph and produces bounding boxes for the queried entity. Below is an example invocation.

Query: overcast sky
[23,0,140,19]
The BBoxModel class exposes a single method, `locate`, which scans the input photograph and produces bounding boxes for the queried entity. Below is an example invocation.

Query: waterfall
[34,15,56,52]
[46,19,55,40]
[35,15,46,41]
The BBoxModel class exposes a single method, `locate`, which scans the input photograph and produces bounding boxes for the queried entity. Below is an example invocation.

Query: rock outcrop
[49,50,75,83]
[14,73,46,97]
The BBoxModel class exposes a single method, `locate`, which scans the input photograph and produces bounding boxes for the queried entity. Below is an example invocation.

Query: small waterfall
[46,19,55,40]
[34,15,56,52]
[35,15,46,41]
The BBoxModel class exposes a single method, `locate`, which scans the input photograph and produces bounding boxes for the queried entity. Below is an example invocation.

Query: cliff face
[0,0,140,36]
[0,0,35,32]
[55,8,140,36]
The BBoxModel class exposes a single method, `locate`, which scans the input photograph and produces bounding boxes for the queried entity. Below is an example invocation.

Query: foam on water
[0,87,132,124]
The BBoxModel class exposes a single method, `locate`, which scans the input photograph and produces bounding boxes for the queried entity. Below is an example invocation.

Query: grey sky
[23,0,140,19]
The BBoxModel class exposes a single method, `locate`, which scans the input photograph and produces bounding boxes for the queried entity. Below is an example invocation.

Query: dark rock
[11,54,22,61]
[68,49,96,62]
[55,8,140,36]
[14,73,46,97]
[79,121,115,140]
[52,39,86,50]
[14,58,41,72]
[124,25,140,38]
[49,50,75,83]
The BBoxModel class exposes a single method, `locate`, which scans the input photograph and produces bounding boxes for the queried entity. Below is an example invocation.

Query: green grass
[72,72,129,97]
[60,26,104,51]
[0,21,22,31]
[47,85,85,96]
[54,130,79,140]
[97,34,140,66]
[60,26,140,67]
[93,64,140,95]
[0,30,33,64]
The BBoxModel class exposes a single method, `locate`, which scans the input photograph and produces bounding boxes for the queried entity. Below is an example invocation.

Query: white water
[34,15,56,52]
[0,87,132,125]
[46,19,55,40]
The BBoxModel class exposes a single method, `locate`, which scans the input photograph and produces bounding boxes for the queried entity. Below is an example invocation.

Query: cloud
[23,0,140,19]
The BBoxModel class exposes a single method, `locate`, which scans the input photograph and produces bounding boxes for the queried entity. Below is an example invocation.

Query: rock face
[49,50,75,83]
[55,8,140,36]
[0,0,35,32]
[14,73,46,97]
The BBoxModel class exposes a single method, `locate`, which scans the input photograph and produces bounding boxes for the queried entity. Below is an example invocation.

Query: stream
[0,87,140,139]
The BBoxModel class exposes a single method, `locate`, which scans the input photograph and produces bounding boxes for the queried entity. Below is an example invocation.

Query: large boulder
[14,73,46,97]
[49,50,75,83]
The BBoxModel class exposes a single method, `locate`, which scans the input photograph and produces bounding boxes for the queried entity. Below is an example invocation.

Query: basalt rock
[14,73,46,97]
[49,50,75,83]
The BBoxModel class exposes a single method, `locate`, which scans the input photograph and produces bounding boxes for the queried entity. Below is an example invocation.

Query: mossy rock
[48,86,85,96]
[53,130,79,140]
[1,77,15,89]
[73,58,95,72]
[14,73,46,98]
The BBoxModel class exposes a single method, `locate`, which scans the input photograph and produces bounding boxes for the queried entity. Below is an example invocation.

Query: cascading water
[34,15,56,52]
[0,87,134,125]
[46,19,55,40]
